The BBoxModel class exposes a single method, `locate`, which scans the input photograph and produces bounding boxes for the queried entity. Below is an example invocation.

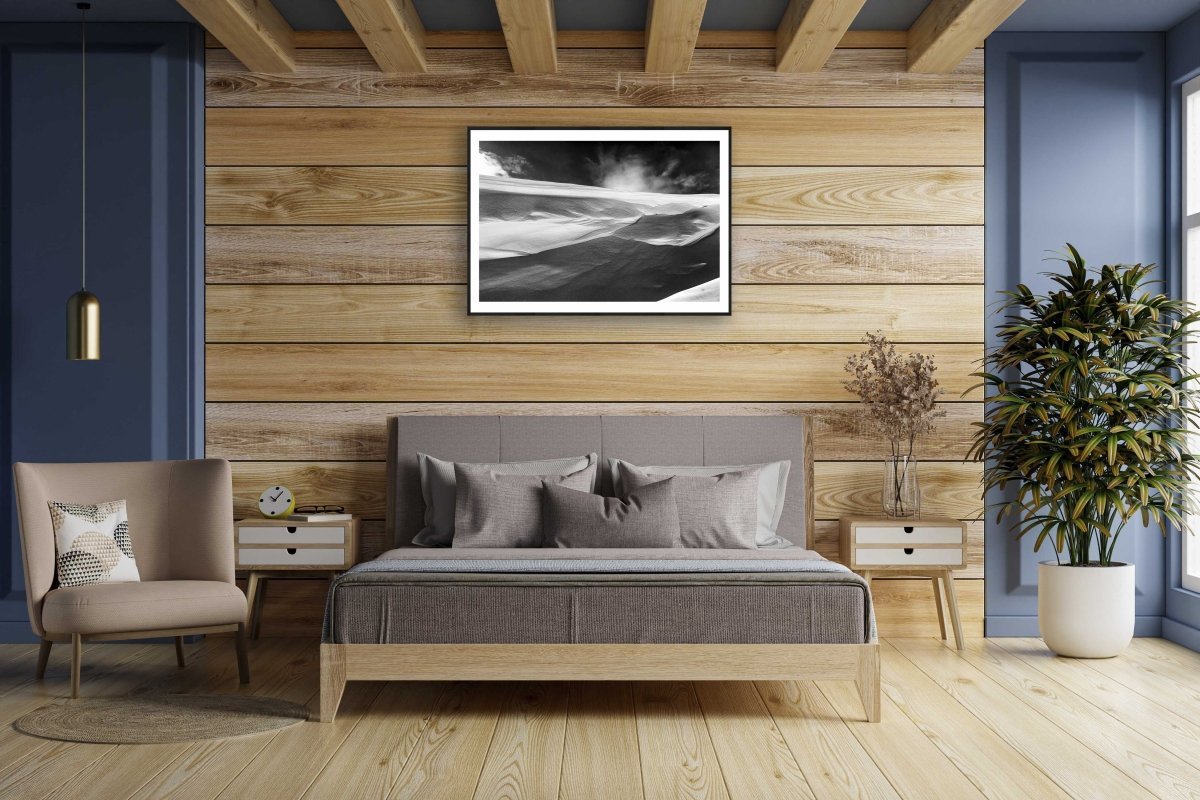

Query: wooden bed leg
[320,644,346,723]
[858,643,881,723]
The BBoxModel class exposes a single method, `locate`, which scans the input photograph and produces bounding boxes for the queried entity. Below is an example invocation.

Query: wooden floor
[0,637,1198,799]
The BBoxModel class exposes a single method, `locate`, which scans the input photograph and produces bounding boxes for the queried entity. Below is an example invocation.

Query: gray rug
[13,694,309,743]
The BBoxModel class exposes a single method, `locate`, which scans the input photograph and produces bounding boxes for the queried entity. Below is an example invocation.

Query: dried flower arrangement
[843,332,946,460]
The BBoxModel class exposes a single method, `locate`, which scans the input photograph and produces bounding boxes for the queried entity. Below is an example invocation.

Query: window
[1183,75,1200,592]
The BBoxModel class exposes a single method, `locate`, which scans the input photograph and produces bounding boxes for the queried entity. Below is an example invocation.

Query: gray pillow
[608,458,793,548]
[414,452,597,546]
[453,461,598,548]
[543,479,681,549]
[617,461,760,549]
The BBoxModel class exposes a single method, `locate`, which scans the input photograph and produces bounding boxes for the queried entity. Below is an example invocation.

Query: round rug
[13,694,309,743]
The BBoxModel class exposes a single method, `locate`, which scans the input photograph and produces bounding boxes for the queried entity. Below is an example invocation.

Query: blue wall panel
[0,24,204,641]
[985,33,1166,636]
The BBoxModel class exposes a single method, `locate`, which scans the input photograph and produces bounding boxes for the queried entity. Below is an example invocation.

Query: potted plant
[970,245,1200,657]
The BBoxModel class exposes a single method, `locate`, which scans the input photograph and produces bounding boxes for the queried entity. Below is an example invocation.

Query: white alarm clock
[258,485,296,519]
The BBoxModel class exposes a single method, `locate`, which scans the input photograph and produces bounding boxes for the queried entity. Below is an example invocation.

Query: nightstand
[839,516,967,650]
[235,517,360,638]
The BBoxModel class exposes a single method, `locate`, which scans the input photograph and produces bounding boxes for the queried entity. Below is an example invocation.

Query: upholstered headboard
[386,416,815,549]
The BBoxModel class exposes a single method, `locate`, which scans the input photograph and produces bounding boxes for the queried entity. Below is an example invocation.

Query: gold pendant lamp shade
[67,2,99,361]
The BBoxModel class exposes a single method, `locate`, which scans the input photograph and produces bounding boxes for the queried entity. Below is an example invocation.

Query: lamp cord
[79,2,87,291]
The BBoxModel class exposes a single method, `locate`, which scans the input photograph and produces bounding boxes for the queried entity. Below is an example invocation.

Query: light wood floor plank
[889,639,1155,799]
[756,680,899,799]
[1075,639,1200,714]
[559,683,642,800]
[633,682,729,800]
[692,681,815,800]
[385,681,508,800]
[473,682,569,800]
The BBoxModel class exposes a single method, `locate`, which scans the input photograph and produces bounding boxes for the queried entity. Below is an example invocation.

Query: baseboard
[986,615,1163,637]
[1163,617,1200,652]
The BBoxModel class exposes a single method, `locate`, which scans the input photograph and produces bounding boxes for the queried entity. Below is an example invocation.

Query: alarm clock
[258,485,296,519]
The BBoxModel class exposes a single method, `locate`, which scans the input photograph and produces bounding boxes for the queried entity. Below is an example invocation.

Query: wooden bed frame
[319,415,880,723]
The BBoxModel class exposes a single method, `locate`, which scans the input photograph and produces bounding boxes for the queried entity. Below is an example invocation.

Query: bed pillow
[608,458,793,548]
[48,499,141,588]
[616,462,760,549]
[414,452,598,546]
[543,478,681,549]
[453,461,598,548]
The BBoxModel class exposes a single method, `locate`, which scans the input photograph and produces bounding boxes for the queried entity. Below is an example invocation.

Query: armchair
[12,459,249,697]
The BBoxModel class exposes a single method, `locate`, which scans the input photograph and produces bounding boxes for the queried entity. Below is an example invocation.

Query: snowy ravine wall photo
[468,129,731,314]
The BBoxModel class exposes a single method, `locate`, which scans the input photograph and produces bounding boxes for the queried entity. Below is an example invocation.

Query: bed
[320,416,879,722]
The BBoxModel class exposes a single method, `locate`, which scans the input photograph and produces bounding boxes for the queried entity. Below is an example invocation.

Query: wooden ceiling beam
[645,0,708,73]
[776,0,870,72]
[334,0,427,72]
[494,0,557,73]
[177,0,295,73]
[907,0,1024,72]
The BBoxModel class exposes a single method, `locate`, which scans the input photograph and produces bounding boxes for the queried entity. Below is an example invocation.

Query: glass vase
[882,455,920,518]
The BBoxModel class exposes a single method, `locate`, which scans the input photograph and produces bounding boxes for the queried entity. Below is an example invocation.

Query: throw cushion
[617,462,760,549]
[543,478,681,548]
[452,461,598,547]
[414,452,598,546]
[608,458,793,547]
[48,499,141,588]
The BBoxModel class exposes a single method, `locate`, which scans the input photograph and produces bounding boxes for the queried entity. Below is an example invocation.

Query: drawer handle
[903,526,914,534]
[286,526,297,534]
[286,548,297,555]
[903,547,914,555]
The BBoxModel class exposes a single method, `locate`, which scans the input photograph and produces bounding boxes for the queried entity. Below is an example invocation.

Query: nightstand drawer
[237,525,346,545]
[855,547,964,567]
[854,525,963,545]
[238,547,348,567]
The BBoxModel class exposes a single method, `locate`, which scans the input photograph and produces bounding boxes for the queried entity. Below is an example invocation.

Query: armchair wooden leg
[235,623,250,684]
[70,634,82,699]
[36,639,52,680]
[175,636,186,668]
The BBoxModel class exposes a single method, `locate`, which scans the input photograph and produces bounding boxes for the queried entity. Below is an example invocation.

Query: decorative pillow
[543,478,681,549]
[452,461,598,548]
[608,458,793,548]
[617,462,760,549]
[414,452,598,546]
[48,500,141,588]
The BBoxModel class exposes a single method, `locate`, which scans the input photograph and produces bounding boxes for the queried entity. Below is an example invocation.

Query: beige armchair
[12,459,249,697]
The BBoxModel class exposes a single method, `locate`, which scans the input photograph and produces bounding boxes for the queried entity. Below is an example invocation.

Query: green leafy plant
[969,245,1200,566]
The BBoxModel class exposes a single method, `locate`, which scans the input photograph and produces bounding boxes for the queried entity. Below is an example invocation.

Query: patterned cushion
[48,500,141,588]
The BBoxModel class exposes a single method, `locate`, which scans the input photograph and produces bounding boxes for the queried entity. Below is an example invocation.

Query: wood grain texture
[645,0,707,73]
[204,401,981,462]
[471,682,568,799]
[334,0,427,73]
[205,48,982,108]
[205,107,984,166]
[206,284,984,343]
[560,683,642,800]
[633,682,729,800]
[495,0,558,74]
[206,29,910,49]
[815,461,982,520]
[178,0,295,73]
[205,224,984,285]
[207,343,984,402]
[776,0,870,72]
[908,0,1022,73]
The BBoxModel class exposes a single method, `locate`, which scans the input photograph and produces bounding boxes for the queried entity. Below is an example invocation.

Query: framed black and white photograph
[468,128,731,315]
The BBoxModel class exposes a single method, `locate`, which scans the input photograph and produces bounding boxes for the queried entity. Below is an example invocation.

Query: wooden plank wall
[203,37,985,637]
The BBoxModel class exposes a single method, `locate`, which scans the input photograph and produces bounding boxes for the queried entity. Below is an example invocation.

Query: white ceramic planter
[1038,561,1135,658]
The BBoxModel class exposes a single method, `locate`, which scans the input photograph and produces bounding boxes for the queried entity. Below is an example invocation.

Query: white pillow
[48,499,141,588]
[608,459,793,548]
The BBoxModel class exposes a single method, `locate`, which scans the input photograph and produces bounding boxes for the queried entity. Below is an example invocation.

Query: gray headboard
[386,416,814,549]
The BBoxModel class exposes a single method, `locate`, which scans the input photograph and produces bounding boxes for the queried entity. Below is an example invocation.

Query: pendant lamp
[67,2,99,361]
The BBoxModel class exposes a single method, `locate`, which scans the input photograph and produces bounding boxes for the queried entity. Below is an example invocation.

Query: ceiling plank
[776,0,870,72]
[645,0,708,73]
[177,0,294,73]
[334,0,427,72]
[494,0,557,73]
[907,0,1024,72]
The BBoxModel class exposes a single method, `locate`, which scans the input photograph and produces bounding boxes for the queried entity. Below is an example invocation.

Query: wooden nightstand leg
[252,576,269,640]
[245,571,262,640]
[940,570,965,650]
[932,576,947,640]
